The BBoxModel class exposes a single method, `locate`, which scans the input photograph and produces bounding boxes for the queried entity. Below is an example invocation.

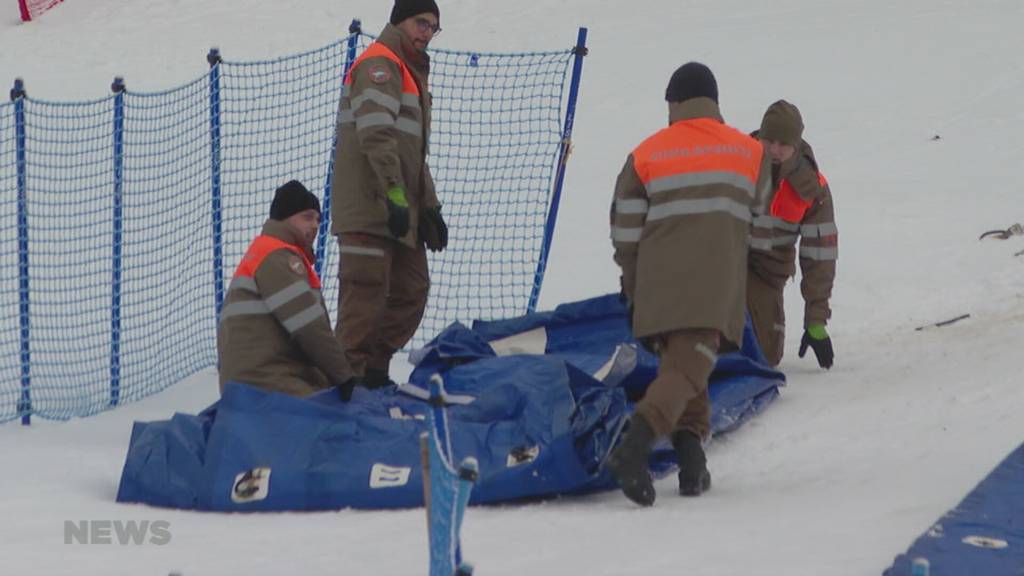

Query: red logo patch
[368,65,392,84]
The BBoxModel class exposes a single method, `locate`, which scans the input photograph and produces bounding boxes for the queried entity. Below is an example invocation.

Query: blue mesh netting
[1,28,581,422]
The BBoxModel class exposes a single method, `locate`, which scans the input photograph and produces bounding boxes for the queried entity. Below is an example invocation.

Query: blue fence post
[109,76,126,407]
[315,18,362,277]
[527,28,588,313]
[11,78,31,425]
[207,48,225,319]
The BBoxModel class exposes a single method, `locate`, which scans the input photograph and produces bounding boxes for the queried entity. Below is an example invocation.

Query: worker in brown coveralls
[331,0,447,388]
[217,180,357,400]
[605,62,772,506]
[748,100,838,370]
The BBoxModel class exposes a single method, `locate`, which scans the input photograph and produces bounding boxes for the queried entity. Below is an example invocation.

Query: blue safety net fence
[0,24,582,422]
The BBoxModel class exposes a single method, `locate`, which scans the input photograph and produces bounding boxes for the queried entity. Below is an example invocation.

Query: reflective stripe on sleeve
[615,198,649,215]
[611,226,643,243]
[282,304,326,334]
[396,117,422,137]
[801,222,838,238]
[351,89,401,115]
[229,276,259,294]
[264,282,312,311]
[220,300,270,321]
[749,237,773,251]
[355,112,396,131]
[400,93,421,110]
[800,246,839,261]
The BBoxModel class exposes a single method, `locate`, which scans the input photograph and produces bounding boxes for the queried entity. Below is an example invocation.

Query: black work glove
[336,377,358,402]
[798,324,834,369]
[419,205,448,252]
[385,187,410,239]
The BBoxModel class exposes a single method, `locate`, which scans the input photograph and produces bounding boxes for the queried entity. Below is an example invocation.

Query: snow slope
[2,1,1023,574]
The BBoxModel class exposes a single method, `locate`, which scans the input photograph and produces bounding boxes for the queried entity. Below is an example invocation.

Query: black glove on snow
[419,205,448,252]
[798,326,834,369]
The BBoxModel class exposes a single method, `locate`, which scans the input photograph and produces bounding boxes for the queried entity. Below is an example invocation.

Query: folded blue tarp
[884,441,1024,576]
[117,294,784,511]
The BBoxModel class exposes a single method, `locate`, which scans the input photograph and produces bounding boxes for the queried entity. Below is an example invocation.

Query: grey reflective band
[773,323,786,333]
[338,109,355,124]
[801,222,838,237]
[220,300,270,320]
[264,281,311,311]
[228,276,259,294]
[800,246,839,260]
[749,237,773,250]
[401,93,421,110]
[772,234,799,247]
[396,117,422,137]
[695,343,718,364]
[774,218,800,232]
[647,197,752,223]
[351,88,401,115]
[611,226,643,243]
[282,304,325,334]
[753,215,800,232]
[355,112,396,131]
[340,244,387,257]
[646,171,755,197]
[615,198,649,215]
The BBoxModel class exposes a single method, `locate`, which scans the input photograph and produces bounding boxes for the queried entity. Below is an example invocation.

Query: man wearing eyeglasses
[331,0,447,389]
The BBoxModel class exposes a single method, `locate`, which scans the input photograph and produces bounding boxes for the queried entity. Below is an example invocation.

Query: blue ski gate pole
[424,375,477,576]
[110,77,126,407]
[207,48,225,319]
[12,78,31,425]
[528,27,588,313]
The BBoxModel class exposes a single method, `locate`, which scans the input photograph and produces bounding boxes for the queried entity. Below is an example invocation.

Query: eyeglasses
[414,16,441,35]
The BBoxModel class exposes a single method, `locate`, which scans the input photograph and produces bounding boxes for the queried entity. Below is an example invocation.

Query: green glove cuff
[386,187,408,208]
[807,324,829,340]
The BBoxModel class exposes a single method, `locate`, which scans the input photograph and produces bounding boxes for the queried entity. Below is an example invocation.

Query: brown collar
[260,219,314,261]
[668,97,724,125]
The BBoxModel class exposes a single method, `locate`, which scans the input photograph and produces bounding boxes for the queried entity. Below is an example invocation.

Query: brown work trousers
[746,272,785,367]
[634,329,720,440]
[336,233,429,376]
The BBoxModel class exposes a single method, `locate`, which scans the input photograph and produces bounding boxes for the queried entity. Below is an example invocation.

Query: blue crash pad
[117,293,784,511]
[885,441,1024,576]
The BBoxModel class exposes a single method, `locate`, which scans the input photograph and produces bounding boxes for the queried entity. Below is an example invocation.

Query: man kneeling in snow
[217,180,357,400]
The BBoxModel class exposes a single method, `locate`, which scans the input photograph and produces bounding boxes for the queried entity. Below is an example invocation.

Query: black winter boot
[672,430,711,496]
[606,415,657,506]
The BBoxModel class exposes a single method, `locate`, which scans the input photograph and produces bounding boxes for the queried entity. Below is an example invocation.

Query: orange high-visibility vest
[770,172,828,223]
[233,236,321,290]
[344,42,420,97]
[632,118,763,189]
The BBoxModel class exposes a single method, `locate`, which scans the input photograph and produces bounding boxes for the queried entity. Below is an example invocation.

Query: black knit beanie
[390,0,440,26]
[664,62,718,104]
[270,180,320,221]
[759,100,804,147]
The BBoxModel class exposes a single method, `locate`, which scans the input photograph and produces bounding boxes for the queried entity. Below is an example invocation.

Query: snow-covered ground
[2,1,1023,574]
